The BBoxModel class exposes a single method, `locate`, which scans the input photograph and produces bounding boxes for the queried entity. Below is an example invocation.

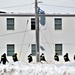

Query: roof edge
[0,13,75,17]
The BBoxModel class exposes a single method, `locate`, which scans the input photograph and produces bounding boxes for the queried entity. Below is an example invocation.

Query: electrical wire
[0,3,75,9]
[0,3,34,9]
[46,22,55,52]
[19,19,29,60]
[0,30,31,37]
[40,30,54,53]
[42,4,75,9]
[21,33,35,61]
[19,4,34,60]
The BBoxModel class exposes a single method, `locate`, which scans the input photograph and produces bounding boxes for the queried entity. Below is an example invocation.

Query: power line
[41,30,54,53]
[19,19,29,60]
[0,41,75,49]
[0,3,75,10]
[22,33,35,61]
[0,30,31,37]
[19,4,33,60]
[42,4,75,9]
[0,3,34,9]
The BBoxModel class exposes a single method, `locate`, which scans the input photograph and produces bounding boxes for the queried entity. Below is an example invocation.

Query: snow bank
[0,62,75,75]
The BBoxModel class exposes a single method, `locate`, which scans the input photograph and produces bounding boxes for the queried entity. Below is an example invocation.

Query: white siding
[0,15,75,63]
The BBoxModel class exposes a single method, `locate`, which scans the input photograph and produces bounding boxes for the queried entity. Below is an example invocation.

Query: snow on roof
[0,11,6,13]
[0,12,75,17]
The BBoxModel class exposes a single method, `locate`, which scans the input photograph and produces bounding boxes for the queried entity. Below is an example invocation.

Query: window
[55,18,62,30]
[31,18,35,30]
[7,44,15,56]
[31,44,36,56]
[55,44,62,55]
[7,18,14,30]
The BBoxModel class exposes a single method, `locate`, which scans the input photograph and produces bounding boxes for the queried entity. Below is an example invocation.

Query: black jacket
[12,53,18,62]
[1,53,9,64]
[28,55,33,63]
[54,55,59,61]
[64,53,70,62]
[40,55,46,61]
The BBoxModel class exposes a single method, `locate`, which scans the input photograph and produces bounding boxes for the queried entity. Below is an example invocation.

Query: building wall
[0,16,35,63]
[40,17,75,62]
[0,15,75,63]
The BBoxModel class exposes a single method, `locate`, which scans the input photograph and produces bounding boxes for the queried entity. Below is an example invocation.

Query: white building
[0,13,75,63]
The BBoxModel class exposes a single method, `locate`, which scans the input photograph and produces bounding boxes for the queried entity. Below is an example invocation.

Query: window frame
[55,44,62,55]
[7,18,14,30]
[7,44,15,56]
[31,18,35,30]
[55,18,62,30]
[31,44,36,56]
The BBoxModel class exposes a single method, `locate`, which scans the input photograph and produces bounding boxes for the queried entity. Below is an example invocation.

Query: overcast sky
[0,0,75,14]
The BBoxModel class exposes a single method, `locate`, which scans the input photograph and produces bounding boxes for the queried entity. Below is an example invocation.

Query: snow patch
[0,61,75,75]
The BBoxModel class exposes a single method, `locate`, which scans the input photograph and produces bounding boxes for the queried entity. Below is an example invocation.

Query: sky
[0,0,75,13]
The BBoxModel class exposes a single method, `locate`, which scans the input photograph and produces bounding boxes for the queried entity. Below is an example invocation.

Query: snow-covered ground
[0,61,75,75]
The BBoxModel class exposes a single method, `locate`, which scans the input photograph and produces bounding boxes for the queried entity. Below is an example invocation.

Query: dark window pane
[55,50,62,55]
[31,25,35,30]
[7,18,14,30]
[31,18,35,30]
[7,44,14,56]
[55,44,62,55]
[32,50,36,56]
[55,18,62,30]
[31,44,36,56]
[7,52,14,56]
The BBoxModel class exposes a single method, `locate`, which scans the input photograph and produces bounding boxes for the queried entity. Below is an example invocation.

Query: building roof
[0,12,75,17]
[0,11,6,13]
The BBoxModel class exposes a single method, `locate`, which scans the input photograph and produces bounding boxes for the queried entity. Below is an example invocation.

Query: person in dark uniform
[74,55,75,60]
[1,53,9,64]
[12,53,18,62]
[64,53,70,62]
[28,54,33,63]
[54,53,59,61]
[40,53,46,62]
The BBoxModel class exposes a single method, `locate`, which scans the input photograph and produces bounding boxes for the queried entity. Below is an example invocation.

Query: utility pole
[35,0,40,62]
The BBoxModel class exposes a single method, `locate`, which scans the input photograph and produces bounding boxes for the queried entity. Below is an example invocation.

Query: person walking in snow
[40,53,46,62]
[12,53,18,62]
[1,53,9,64]
[64,53,70,62]
[54,53,59,62]
[28,54,33,63]
[73,55,75,60]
